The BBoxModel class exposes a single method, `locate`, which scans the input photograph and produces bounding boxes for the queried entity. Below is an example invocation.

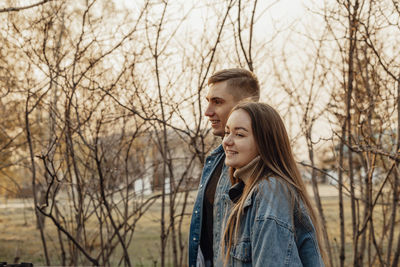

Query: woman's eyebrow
[234,127,248,132]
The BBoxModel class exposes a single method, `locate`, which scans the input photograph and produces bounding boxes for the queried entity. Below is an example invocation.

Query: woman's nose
[223,134,233,146]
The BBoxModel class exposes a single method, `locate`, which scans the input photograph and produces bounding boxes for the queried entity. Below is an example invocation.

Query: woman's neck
[233,155,261,185]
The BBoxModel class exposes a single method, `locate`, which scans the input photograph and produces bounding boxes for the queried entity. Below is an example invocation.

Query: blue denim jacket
[216,177,325,267]
[188,145,232,267]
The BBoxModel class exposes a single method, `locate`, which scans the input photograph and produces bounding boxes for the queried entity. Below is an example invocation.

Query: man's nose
[205,104,214,117]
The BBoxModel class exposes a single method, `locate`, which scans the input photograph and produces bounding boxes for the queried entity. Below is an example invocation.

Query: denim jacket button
[195,210,198,214]
[193,237,197,241]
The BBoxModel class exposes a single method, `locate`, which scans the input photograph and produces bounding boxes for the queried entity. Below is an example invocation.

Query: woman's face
[222,109,258,169]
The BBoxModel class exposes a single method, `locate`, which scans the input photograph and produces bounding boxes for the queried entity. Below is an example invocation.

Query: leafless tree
[273,1,400,266]
[3,1,400,266]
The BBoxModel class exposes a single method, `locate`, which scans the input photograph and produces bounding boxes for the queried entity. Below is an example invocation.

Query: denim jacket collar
[210,143,224,155]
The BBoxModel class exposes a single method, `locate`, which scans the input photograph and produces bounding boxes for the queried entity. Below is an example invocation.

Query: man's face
[205,81,238,137]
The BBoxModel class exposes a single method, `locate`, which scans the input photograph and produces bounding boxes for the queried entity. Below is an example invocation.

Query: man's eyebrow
[209,97,224,102]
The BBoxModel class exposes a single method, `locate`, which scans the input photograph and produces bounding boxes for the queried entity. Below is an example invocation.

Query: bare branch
[0,0,53,13]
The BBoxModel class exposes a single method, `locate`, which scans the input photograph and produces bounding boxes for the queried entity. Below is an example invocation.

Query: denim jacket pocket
[230,240,252,263]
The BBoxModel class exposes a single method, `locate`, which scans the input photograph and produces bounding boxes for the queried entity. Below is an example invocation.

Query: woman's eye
[224,131,230,136]
[236,133,244,137]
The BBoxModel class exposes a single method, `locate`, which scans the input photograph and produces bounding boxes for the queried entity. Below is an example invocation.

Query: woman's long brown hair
[221,102,327,265]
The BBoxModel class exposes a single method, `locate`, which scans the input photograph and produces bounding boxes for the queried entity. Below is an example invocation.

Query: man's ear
[236,96,256,104]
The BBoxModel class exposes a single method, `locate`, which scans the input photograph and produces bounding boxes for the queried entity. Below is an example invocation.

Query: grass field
[0,194,193,266]
[0,184,396,266]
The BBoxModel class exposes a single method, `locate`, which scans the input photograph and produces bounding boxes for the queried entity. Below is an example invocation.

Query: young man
[188,68,260,267]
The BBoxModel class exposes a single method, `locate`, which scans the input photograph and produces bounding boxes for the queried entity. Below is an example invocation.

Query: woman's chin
[225,159,234,168]
[225,160,241,169]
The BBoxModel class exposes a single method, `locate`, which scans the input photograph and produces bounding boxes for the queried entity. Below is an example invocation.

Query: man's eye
[224,131,230,136]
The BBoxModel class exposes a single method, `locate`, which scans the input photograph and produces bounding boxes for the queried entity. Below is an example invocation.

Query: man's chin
[212,128,224,138]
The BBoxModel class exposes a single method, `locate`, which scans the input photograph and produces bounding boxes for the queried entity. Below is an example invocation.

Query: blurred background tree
[0,0,399,266]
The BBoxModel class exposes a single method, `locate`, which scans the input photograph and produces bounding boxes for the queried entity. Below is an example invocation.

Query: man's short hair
[207,68,260,101]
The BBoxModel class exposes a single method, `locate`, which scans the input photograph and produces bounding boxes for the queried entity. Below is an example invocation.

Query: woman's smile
[222,109,258,169]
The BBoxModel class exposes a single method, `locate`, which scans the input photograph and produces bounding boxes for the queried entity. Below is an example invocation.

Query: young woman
[220,102,326,266]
